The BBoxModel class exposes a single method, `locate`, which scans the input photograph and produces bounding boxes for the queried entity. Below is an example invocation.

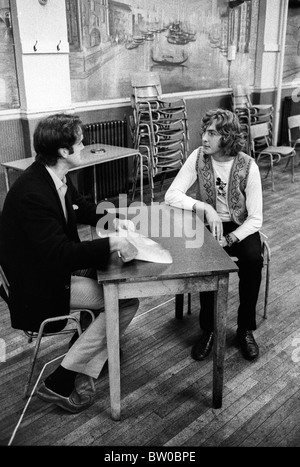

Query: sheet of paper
[97,228,173,264]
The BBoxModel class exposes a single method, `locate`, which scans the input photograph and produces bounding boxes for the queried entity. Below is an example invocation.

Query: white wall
[10,0,72,114]
[255,0,286,90]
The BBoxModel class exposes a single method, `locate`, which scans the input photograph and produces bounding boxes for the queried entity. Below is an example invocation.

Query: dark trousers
[199,222,263,332]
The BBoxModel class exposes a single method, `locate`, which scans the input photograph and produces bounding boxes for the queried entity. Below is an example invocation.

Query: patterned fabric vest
[195,147,253,225]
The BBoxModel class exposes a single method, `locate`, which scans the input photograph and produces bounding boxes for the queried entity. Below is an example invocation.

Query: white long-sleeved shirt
[165,148,263,241]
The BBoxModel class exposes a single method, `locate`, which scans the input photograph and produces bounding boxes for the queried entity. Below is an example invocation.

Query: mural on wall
[66,0,260,103]
[0,0,19,110]
[283,1,300,84]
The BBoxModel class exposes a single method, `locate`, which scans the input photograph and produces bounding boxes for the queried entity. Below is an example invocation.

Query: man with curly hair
[165,108,263,362]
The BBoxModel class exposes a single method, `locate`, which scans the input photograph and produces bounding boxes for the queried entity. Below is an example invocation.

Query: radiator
[79,119,129,200]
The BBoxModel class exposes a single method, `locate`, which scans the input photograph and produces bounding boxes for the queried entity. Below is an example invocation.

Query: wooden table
[94,204,238,420]
[1,143,142,204]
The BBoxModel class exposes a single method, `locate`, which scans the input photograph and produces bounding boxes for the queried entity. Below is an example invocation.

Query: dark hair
[200,108,246,157]
[34,113,83,166]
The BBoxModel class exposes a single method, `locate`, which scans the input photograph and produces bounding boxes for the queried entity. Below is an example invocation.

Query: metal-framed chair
[0,263,95,398]
[288,114,300,166]
[250,122,295,191]
[175,232,271,320]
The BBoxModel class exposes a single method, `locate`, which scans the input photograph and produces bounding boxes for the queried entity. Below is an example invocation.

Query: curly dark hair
[200,108,246,157]
[34,113,83,166]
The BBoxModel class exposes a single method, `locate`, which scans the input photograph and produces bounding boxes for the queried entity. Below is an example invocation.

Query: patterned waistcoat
[195,147,253,225]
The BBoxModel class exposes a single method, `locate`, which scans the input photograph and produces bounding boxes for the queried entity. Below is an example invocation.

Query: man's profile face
[67,128,84,168]
[201,120,223,156]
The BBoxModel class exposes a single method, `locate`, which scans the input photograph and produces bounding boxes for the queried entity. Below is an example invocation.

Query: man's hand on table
[109,235,138,262]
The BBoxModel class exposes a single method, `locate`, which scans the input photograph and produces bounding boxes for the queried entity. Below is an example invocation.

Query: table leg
[103,283,121,420]
[4,168,10,193]
[93,165,97,204]
[212,274,229,409]
[139,152,143,204]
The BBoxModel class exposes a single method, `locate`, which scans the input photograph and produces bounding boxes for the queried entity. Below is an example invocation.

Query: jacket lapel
[32,162,79,240]
[33,162,67,223]
[65,186,80,241]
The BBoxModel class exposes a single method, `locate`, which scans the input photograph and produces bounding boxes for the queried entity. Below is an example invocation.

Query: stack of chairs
[130,72,189,201]
[231,85,295,190]
[231,84,273,156]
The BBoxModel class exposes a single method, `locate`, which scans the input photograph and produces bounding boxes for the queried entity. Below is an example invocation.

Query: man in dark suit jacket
[0,113,139,413]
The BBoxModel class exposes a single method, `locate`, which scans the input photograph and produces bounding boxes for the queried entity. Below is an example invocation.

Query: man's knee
[238,247,263,266]
[238,255,263,275]
[70,276,104,310]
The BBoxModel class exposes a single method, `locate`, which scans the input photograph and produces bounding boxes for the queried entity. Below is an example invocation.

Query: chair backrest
[250,123,271,156]
[250,122,270,140]
[287,114,300,130]
[232,84,251,109]
[0,264,10,301]
[131,72,162,104]
[131,71,162,92]
[288,114,300,145]
[259,231,268,242]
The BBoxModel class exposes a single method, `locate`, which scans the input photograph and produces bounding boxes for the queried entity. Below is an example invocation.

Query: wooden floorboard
[1,163,300,447]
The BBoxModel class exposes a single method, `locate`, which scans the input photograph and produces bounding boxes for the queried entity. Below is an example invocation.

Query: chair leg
[160,168,167,192]
[187,293,192,314]
[270,157,275,191]
[263,259,270,319]
[131,158,139,201]
[175,294,184,319]
[24,329,45,398]
[284,156,291,171]
[24,315,83,398]
[89,377,96,393]
[148,165,154,201]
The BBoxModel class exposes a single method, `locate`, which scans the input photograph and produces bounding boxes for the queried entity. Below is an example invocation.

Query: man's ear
[58,148,69,159]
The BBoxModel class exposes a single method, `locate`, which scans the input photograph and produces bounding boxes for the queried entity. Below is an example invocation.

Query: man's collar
[45,166,67,190]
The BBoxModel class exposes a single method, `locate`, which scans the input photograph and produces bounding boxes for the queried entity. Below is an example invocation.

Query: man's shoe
[237,330,259,361]
[37,382,94,413]
[191,331,214,361]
